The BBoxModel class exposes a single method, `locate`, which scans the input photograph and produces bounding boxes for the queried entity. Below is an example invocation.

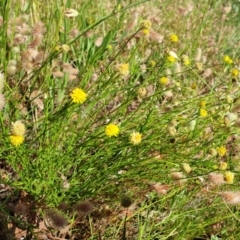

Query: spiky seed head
[14,203,29,215]
[120,196,132,208]
[46,209,68,230]
[74,201,94,215]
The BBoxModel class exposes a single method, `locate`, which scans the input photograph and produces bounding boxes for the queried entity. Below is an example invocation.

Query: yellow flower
[10,135,24,146]
[11,120,26,136]
[138,87,147,98]
[55,45,62,51]
[199,108,208,117]
[191,83,196,89]
[167,55,176,63]
[141,20,152,29]
[223,55,233,64]
[159,77,169,85]
[217,146,227,157]
[225,171,234,184]
[142,28,150,35]
[231,68,239,77]
[70,88,88,104]
[199,100,206,109]
[182,163,192,173]
[107,44,112,50]
[208,148,217,156]
[130,132,142,145]
[169,34,178,43]
[62,44,70,52]
[105,123,120,137]
[219,162,228,170]
[184,59,190,66]
[168,126,177,136]
[182,55,190,66]
[195,62,203,71]
[150,60,156,67]
[117,63,129,76]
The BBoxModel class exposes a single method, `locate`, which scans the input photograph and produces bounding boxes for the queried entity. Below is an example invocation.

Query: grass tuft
[0,0,240,239]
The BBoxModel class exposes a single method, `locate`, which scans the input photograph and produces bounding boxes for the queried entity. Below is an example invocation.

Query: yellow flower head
[11,120,26,136]
[182,163,192,174]
[168,126,177,136]
[199,108,208,117]
[70,88,88,104]
[150,60,156,67]
[159,77,169,85]
[225,171,234,184]
[62,44,70,52]
[199,100,206,109]
[169,34,178,43]
[142,28,150,35]
[231,68,239,78]
[167,55,176,63]
[219,162,228,170]
[138,87,147,98]
[208,148,217,156]
[141,20,152,29]
[184,59,190,66]
[130,132,142,145]
[107,44,112,50]
[55,45,62,51]
[105,123,120,137]
[117,63,129,76]
[10,135,24,146]
[195,62,203,71]
[223,55,233,64]
[182,55,190,66]
[191,83,196,89]
[217,146,227,157]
